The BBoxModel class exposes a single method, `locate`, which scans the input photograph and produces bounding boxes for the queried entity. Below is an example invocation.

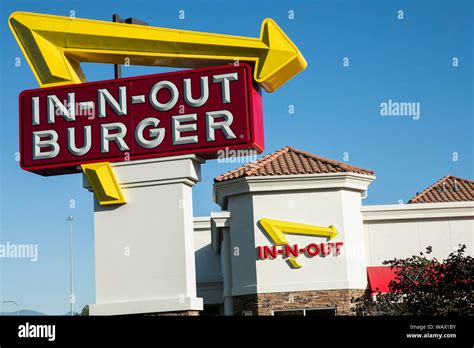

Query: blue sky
[0,0,472,315]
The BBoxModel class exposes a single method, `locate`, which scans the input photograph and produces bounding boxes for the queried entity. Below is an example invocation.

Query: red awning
[367,266,398,293]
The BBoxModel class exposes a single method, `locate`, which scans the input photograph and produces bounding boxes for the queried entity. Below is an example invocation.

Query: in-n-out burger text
[19,64,263,175]
[32,75,237,158]
[257,242,344,260]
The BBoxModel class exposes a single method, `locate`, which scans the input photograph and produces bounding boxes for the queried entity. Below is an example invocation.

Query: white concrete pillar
[83,155,204,315]
[221,227,234,315]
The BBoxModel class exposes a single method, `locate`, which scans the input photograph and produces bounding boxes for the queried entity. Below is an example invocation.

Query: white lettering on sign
[29,72,242,159]
[98,86,127,117]
[212,72,238,103]
[150,80,179,111]
[47,93,75,124]
[135,117,165,149]
[172,113,198,145]
[101,122,130,153]
[33,130,59,160]
[31,96,40,125]
[206,110,236,141]
[67,125,92,156]
[184,76,209,107]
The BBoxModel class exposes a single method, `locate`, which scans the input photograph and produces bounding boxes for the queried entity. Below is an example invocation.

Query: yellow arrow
[259,218,339,268]
[81,163,126,206]
[9,12,307,92]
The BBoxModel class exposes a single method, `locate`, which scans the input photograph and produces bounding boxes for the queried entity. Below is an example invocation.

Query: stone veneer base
[146,310,200,316]
[233,289,365,315]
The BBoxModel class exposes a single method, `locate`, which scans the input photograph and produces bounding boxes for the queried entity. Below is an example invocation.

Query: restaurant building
[193,146,474,315]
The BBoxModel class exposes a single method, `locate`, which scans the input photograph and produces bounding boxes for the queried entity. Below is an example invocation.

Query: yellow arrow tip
[82,163,127,206]
[288,257,302,268]
[328,225,339,240]
[257,18,307,92]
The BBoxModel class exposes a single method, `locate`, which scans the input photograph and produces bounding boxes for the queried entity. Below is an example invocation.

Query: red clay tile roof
[408,175,474,204]
[214,146,375,182]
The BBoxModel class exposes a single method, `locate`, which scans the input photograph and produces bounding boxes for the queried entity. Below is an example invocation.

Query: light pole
[66,216,75,316]
[3,300,19,316]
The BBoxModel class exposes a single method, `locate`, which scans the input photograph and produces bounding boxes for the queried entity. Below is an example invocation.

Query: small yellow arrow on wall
[9,12,307,92]
[259,218,339,268]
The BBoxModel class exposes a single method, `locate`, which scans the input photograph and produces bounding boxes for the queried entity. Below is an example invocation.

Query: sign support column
[83,155,204,315]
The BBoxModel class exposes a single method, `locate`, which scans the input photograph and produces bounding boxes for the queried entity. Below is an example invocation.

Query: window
[272,307,336,316]
[201,304,222,316]
[305,308,336,316]
[273,309,305,316]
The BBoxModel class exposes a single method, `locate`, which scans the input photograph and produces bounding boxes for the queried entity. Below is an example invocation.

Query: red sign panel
[19,64,264,175]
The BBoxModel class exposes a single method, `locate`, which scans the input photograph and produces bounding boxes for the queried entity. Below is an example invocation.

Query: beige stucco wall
[193,217,223,304]
[362,202,474,266]
[194,201,474,307]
